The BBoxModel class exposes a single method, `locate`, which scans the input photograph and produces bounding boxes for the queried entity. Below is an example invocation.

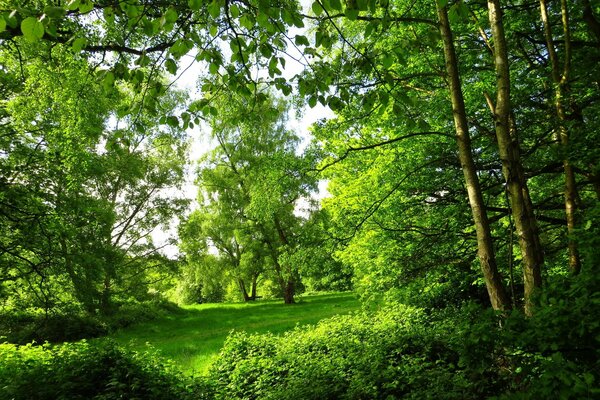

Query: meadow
[106,292,361,375]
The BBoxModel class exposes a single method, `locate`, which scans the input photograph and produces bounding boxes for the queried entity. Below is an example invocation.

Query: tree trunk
[263,232,296,304]
[539,0,581,274]
[250,274,258,300]
[487,0,543,316]
[282,280,295,304]
[238,278,251,301]
[583,0,600,43]
[274,215,296,304]
[436,2,511,311]
[99,274,113,316]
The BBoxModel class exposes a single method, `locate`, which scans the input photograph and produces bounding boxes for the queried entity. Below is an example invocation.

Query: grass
[105,292,360,375]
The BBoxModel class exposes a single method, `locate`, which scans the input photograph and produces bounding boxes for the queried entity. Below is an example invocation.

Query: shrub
[0,340,206,400]
[0,300,182,344]
[210,304,481,400]
[0,310,107,344]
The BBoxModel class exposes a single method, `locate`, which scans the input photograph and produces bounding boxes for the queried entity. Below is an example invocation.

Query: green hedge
[210,305,481,399]
[0,340,211,400]
[210,291,600,400]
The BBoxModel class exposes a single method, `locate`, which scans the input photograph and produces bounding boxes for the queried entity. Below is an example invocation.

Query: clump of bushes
[0,340,211,400]
[0,299,182,344]
[209,274,600,400]
[0,310,107,344]
[210,305,482,400]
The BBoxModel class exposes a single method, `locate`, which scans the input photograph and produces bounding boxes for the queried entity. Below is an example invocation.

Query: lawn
[106,292,360,375]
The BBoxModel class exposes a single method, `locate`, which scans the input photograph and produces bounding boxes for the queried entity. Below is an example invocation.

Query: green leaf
[66,0,80,11]
[382,54,394,69]
[78,0,94,14]
[164,8,178,24]
[436,0,449,7]
[102,71,115,92]
[209,63,219,74]
[457,2,470,19]
[345,9,359,20]
[308,96,317,108]
[208,1,220,18]
[72,37,87,52]
[230,4,240,18]
[240,14,254,30]
[312,1,323,16]
[43,6,67,19]
[166,116,179,127]
[165,58,178,75]
[0,17,6,33]
[188,0,202,11]
[294,35,310,46]
[103,7,114,24]
[21,17,45,42]
[329,0,342,11]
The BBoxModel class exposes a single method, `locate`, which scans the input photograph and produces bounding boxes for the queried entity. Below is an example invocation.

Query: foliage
[0,299,180,344]
[0,43,188,316]
[106,292,360,375]
[0,340,209,400]
[211,304,480,400]
[210,283,600,399]
[179,91,321,303]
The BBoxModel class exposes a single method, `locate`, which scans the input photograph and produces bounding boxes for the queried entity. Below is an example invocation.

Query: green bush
[0,310,107,344]
[0,300,182,344]
[0,340,208,400]
[210,276,600,400]
[495,268,600,399]
[210,304,483,400]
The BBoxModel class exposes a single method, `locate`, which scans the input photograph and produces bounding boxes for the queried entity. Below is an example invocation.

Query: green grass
[105,292,360,375]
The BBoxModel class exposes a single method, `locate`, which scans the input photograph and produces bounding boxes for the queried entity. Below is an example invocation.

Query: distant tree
[181,91,318,304]
[0,45,187,314]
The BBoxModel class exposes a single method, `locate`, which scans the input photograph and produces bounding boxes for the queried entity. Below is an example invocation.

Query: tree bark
[487,0,543,316]
[238,278,251,301]
[436,2,510,311]
[583,0,600,43]
[283,280,295,304]
[539,0,581,274]
[250,274,258,300]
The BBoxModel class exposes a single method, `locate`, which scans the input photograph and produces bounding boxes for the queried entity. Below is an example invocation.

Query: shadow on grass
[105,292,360,374]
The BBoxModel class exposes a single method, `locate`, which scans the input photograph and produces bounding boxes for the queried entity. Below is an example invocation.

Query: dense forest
[1,0,599,398]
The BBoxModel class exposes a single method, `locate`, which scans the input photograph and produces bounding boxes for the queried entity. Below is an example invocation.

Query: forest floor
[104,292,360,375]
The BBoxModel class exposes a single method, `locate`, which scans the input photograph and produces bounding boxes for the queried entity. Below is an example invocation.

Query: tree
[0,43,188,314]
[436,0,510,311]
[186,91,318,304]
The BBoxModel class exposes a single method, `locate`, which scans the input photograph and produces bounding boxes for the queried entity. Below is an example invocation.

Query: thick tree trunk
[436,3,510,311]
[282,280,295,304]
[238,278,251,301]
[263,233,296,304]
[487,0,543,316]
[539,0,581,274]
[273,215,295,304]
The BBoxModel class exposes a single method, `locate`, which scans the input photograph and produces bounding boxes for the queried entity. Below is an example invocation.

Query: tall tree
[538,0,581,274]
[486,0,543,315]
[0,44,188,314]
[436,1,510,311]
[191,91,317,304]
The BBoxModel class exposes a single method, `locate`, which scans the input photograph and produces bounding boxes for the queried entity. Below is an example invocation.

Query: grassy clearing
[105,292,360,375]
